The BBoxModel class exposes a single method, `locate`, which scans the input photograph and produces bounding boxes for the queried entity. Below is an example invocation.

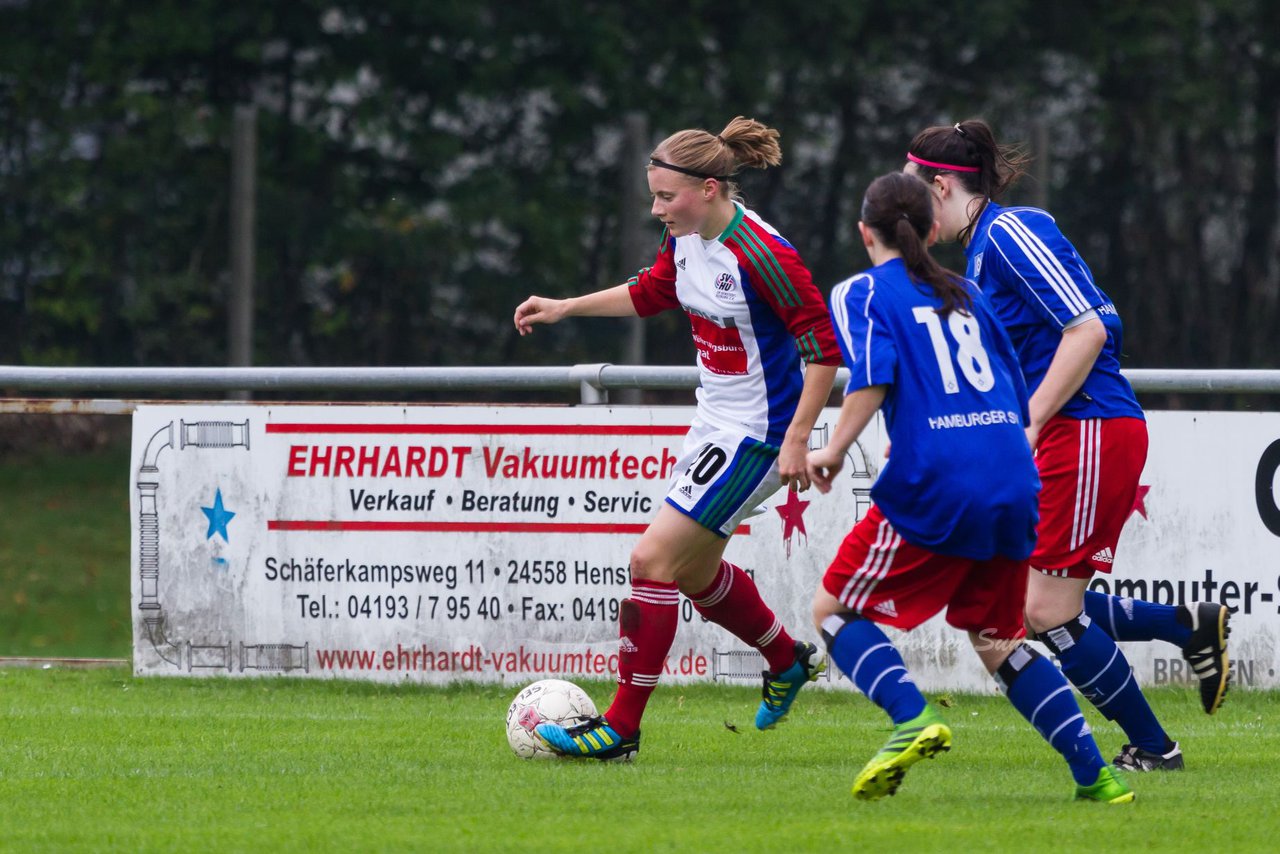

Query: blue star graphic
[201,488,236,542]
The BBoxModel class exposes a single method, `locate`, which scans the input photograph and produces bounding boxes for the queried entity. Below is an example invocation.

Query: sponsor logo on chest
[713,271,736,301]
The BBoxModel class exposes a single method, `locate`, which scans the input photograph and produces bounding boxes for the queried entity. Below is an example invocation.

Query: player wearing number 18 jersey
[826,254,1037,562]
[807,172,1131,803]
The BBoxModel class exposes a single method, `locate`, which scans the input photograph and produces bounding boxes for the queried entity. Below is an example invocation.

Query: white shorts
[665,419,781,538]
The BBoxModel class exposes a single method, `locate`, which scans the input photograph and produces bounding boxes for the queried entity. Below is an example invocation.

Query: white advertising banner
[130,405,1280,691]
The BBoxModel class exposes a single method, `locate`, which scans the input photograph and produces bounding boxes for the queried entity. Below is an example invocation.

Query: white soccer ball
[505,679,599,759]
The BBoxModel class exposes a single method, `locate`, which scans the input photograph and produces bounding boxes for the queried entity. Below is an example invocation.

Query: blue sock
[1039,611,1170,754]
[996,643,1106,786]
[1084,590,1190,646]
[821,614,925,724]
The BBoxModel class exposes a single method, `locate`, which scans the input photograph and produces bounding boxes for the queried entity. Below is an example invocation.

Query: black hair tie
[649,157,732,182]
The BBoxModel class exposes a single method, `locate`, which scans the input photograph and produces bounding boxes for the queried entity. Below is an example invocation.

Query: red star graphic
[1130,484,1151,521]
[775,488,810,557]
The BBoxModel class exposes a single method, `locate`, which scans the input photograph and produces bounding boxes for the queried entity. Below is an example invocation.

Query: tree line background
[2,0,1278,385]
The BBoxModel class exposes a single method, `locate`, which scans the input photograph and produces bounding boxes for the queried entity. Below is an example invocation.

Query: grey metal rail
[1,365,1279,411]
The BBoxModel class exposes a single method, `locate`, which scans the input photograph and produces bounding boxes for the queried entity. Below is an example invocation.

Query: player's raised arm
[513,284,639,336]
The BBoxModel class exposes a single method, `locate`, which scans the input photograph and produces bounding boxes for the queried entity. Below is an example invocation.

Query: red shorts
[821,505,1029,639]
[1032,415,1148,578]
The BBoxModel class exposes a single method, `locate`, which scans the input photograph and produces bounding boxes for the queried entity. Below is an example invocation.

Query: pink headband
[906,152,980,173]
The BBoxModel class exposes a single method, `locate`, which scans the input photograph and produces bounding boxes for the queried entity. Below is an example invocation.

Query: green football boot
[1073,766,1135,804]
[851,704,952,801]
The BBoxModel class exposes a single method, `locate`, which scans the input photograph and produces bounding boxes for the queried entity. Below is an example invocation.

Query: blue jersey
[965,202,1143,421]
[830,258,1040,560]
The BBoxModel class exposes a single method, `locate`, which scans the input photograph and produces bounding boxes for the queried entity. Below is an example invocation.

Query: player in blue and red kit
[514,116,840,760]
[905,119,1230,773]
[808,171,1131,803]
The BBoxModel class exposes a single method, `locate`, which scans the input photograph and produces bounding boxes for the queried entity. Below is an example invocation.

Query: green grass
[4,448,1279,851]
[2,671,1277,853]
[0,443,132,658]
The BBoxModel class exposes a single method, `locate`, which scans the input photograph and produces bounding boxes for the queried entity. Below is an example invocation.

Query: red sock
[689,561,796,672]
[603,579,679,738]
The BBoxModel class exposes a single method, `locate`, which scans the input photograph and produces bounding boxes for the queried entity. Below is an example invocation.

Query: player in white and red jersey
[514,116,840,760]
[906,119,1230,775]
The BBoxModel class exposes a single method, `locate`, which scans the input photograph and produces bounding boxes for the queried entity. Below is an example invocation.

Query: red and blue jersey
[965,202,1143,421]
[627,203,840,445]
[830,258,1040,560]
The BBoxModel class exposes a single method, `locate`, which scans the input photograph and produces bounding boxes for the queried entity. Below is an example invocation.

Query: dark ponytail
[861,172,972,316]
[906,119,1029,244]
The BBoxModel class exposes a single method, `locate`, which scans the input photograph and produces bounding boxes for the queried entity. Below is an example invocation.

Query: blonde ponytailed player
[514,116,839,760]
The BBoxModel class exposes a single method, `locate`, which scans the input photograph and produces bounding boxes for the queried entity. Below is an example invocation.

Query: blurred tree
[0,0,1276,380]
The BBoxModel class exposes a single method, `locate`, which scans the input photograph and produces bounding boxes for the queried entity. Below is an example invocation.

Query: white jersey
[627,203,839,445]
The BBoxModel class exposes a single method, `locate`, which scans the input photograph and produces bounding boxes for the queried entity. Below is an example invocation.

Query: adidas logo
[1079,721,1092,737]
[619,636,638,653]
[872,599,898,618]
[679,484,694,499]
[676,257,687,270]
[1092,547,1115,564]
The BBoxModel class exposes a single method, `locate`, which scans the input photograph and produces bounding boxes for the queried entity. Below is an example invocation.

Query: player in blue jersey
[807,171,1132,803]
[514,117,840,761]
[904,119,1230,773]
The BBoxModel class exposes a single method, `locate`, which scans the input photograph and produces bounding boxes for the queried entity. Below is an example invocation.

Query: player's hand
[1024,424,1040,453]
[513,296,567,336]
[778,437,811,492]
[806,446,845,494]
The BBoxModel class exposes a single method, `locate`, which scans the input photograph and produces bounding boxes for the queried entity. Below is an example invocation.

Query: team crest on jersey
[713,272,736,301]
[972,252,984,277]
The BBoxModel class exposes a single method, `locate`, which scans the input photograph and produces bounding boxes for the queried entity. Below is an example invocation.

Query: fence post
[618,113,650,404]
[1029,118,1050,210]
[228,105,257,402]
[569,363,611,404]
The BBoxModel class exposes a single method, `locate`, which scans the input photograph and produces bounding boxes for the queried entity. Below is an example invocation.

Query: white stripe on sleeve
[994,214,1092,316]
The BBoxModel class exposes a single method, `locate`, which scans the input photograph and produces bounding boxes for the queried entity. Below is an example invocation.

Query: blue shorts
[665,420,780,538]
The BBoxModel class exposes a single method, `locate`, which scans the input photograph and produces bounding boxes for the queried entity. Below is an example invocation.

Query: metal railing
[2,365,1280,412]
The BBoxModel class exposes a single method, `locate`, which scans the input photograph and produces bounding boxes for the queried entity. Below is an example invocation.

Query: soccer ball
[505,679,598,759]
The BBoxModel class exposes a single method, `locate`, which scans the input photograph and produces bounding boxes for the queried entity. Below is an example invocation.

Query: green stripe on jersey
[700,442,773,528]
[715,206,745,243]
[739,225,799,306]
[729,220,800,308]
[798,329,823,362]
[728,226,789,306]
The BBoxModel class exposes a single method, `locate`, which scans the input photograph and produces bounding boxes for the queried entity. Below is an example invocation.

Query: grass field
[0,443,132,659]
[3,445,1279,852]
[2,670,1278,853]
